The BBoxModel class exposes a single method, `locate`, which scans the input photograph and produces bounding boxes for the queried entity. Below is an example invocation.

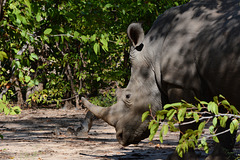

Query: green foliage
[26,89,61,107]
[0,95,21,115]
[0,95,21,139]
[0,51,7,61]
[142,95,240,157]
[89,88,117,107]
[0,0,189,107]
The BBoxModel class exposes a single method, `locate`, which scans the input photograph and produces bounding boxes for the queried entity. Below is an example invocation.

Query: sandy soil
[0,108,239,160]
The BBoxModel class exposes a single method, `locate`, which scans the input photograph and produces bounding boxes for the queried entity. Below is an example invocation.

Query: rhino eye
[135,43,144,51]
[126,94,131,99]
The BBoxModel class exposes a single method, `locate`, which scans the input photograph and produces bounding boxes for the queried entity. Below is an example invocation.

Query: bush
[143,95,240,158]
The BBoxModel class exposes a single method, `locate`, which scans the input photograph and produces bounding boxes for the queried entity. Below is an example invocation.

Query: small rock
[53,127,62,136]
[66,127,76,136]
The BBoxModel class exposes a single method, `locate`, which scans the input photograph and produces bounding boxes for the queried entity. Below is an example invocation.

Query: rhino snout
[116,129,130,146]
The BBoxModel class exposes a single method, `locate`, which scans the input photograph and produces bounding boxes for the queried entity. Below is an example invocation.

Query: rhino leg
[166,87,200,160]
[167,86,209,159]
[166,121,200,160]
[166,148,199,160]
[206,119,236,160]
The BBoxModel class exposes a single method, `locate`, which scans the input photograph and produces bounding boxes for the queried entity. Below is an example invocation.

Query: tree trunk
[65,63,80,109]
[14,80,24,106]
[56,41,80,109]
[0,0,3,21]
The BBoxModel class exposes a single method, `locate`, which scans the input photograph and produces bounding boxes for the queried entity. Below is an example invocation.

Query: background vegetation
[0,0,189,109]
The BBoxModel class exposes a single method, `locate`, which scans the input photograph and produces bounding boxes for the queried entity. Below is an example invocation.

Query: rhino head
[81,23,163,146]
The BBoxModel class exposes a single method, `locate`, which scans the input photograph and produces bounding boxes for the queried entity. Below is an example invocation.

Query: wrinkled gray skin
[82,0,240,159]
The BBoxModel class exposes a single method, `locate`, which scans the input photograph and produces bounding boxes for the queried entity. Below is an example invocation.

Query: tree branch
[56,42,80,109]
[0,42,29,99]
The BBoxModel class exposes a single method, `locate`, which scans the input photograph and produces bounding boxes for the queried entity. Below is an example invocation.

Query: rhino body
[82,0,240,159]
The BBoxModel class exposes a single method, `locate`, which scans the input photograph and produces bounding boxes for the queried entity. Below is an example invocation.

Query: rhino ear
[127,23,144,47]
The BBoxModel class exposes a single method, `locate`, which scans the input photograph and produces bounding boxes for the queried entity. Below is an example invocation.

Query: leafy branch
[142,95,240,157]
[0,94,21,139]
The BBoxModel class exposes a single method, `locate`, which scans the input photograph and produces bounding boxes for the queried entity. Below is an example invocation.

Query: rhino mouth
[116,122,150,146]
[81,97,151,146]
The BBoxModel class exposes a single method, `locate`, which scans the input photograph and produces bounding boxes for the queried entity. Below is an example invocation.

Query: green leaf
[177,108,186,122]
[149,123,159,141]
[97,77,101,82]
[220,116,228,128]
[221,100,230,106]
[237,134,240,142]
[19,15,27,25]
[0,51,8,60]
[164,102,182,109]
[167,109,177,120]
[44,28,52,35]
[198,121,206,131]
[208,101,218,114]
[36,12,41,22]
[230,122,235,134]
[201,137,208,153]
[25,76,31,83]
[219,94,225,99]
[10,106,21,115]
[142,111,149,122]
[30,53,38,61]
[213,96,218,104]
[81,35,89,43]
[21,30,27,37]
[43,35,49,43]
[4,107,10,115]
[230,105,239,114]
[186,112,193,118]
[122,9,126,15]
[150,123,159,134]
[213,136,219,143]
[149,134,154,141]
[0,102,5,112]
[2,95,6,102]
[100,38,108,51]
[230,119,239,134]
[197,103,202,111]
[73,31,80,39]
[103,3,113,11]
[193,112,199,122]
[209,125,215,134]
[148,120,154,129]
[27,80,35,87]
[24,0,31,8]
[213,117,218,127]
[159,126,164,143]
[204,145,209,154]
[90,34,97,41]
[199,101,208,105]
[163,124,168,135]
[19,71,24,81]
[93,43,100,54]
[213,104,219,115]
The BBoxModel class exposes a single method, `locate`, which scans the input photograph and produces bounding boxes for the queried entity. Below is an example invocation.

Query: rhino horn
[81,97,116,126]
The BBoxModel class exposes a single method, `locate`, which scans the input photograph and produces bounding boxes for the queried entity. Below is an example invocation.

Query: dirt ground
[0,108,239,160]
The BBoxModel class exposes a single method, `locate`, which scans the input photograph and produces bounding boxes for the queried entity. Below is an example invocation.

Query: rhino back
[146,0,240,105]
